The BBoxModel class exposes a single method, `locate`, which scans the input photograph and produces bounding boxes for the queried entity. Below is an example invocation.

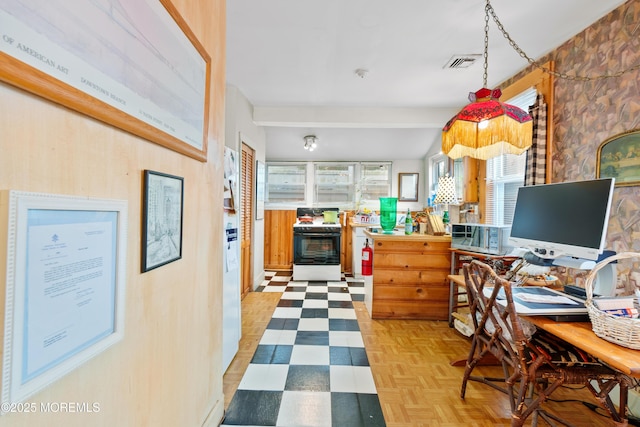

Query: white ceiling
[226,0,627,161]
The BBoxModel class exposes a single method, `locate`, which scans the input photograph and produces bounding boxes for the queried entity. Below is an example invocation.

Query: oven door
[293,231,341,265]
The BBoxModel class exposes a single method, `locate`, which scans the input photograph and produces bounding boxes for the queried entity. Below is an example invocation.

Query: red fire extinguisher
[362,238,373,276]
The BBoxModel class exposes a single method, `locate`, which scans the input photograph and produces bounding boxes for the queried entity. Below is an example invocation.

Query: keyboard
[563,284,596,300]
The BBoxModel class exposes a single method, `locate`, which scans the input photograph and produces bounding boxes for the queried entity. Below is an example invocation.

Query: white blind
[265,163,307,204]
[314,163,356,206]
[360,162,391,201]
[506,88,538,113]
[485,87,537,226]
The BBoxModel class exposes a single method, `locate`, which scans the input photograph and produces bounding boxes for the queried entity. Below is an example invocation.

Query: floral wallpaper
[503,0,640,291]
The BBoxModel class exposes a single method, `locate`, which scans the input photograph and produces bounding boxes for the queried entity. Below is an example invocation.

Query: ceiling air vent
[443,54,481,69]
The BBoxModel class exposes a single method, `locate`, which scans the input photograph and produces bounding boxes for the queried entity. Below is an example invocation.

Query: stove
[293,208,342,281]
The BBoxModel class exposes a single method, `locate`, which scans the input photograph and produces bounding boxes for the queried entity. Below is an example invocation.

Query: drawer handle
[416,288,423,294]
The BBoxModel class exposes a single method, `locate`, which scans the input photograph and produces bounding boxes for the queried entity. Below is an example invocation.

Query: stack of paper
[515,293,578,305]
[595,297,638,318]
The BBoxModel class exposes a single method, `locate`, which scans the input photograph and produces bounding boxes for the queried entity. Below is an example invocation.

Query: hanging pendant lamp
[441,0,533,160]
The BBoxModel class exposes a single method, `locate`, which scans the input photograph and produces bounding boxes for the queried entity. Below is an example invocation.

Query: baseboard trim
[201,399,224,427]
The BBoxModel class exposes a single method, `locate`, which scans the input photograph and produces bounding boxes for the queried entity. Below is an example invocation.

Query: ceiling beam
[253,106,460,129]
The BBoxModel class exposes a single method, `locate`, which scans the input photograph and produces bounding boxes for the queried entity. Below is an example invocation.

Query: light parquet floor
[223,278,621,427]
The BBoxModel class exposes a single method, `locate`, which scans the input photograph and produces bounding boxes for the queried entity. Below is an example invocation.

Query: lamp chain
[482,2,489,88]
[485,0,640,81]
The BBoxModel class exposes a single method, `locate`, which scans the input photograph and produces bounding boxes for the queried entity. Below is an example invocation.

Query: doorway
[240,143,254,298]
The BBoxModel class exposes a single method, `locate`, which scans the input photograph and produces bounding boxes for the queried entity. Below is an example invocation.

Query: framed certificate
[1,191,127,408]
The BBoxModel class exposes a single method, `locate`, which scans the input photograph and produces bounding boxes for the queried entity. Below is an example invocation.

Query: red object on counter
[362,238,373,276]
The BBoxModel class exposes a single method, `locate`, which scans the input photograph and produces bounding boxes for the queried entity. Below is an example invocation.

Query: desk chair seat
[460,260,630,427]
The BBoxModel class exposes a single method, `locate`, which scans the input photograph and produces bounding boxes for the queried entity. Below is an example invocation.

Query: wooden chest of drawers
[364,232,451,320]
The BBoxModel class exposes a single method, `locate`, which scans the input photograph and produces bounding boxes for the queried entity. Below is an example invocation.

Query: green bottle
[442,211,450,234]
[405,209,412,235]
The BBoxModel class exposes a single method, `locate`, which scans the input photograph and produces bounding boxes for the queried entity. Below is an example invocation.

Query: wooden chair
[460,260,630,426]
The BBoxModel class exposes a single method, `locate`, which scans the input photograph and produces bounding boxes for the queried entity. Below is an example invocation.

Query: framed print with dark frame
[596,129,640,187]
[398,172,419,201]
[0,0,211,161]
[142,170,184,272]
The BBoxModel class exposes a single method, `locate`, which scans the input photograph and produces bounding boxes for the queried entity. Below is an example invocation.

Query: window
[265,163,307,204]
[265,161,391,208]
[485,87,537,225]
[359,162,391,203]
[430,154,449,199]
[485,154,526,225]
[314,163,356,207]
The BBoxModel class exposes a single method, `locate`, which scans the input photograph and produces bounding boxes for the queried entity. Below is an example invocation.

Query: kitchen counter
[363,229,451,241]
[362,230,452,320]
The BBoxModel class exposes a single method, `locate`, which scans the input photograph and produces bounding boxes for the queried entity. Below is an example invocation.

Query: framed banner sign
[1,191,128,409]
[0,0,210,161]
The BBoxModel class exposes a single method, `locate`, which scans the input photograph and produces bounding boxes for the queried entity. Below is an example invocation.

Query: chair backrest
[463,260,526,369]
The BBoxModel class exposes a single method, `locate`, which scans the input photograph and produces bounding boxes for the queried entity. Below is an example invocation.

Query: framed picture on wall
[1,191,127,408]
[596,129,640,187]
[398,172,419,201]
[0,0,211,161]
[142,170,184,272]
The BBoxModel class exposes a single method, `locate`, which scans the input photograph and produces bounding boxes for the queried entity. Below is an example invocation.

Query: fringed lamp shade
[442,88,533,160]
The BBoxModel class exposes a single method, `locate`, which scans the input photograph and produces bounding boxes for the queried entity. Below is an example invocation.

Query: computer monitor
[508,178,615,262]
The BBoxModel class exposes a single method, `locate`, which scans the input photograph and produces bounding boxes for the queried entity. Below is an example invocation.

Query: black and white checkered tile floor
[221,271,386,427]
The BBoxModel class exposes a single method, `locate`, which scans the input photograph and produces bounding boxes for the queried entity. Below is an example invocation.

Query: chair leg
[512,378,571,427]
[511,378,532,427]
[619,379,629,425]
[586,375,630,425]
[463,356,514,398]
[460,336,480,398]
[512,376,626,427]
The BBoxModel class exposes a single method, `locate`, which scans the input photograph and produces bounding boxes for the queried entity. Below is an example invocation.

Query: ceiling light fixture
[441,0,533,160]
[303,135,318,151]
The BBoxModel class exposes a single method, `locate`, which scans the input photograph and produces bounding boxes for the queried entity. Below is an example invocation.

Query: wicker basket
[585,252,640,349]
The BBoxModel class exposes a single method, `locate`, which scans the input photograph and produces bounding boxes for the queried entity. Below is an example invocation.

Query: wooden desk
[449,274,640,378]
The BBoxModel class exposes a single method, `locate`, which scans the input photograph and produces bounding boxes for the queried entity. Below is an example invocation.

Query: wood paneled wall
[264,210,297,270]
[0,0,227,426]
